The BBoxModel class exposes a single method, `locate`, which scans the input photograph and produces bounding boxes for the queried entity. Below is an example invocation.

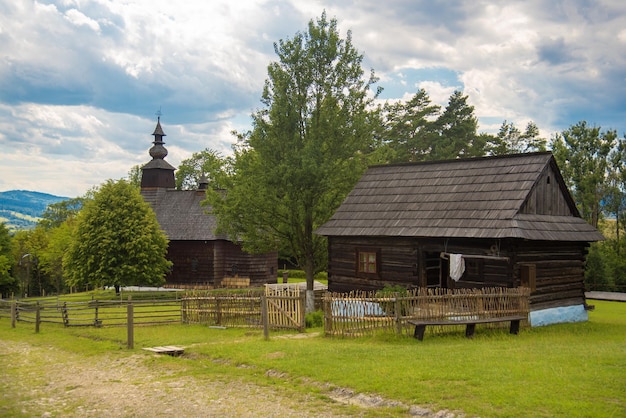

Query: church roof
[141,189,225,241]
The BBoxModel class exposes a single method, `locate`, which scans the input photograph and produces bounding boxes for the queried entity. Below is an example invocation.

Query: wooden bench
[407,315,526,341]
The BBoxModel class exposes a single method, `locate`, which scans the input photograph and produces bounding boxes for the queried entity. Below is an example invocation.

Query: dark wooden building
[316,152,604,325]
[140,118,277,288]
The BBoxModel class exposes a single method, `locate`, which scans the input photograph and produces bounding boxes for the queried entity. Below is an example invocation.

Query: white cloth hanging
[449,253,465,281]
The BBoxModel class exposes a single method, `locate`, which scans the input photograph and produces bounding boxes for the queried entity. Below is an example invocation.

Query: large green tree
[0,223,16,298]
[552,121,617,228]
[431,90,482,160]
[38,197,84,229]
[39,219,75,294]
[605,137,626,251]
[490,120,547,156]
[175,148,226,190]
[379,89,440,162]
[66,180,171,292]
[207,13,379,307]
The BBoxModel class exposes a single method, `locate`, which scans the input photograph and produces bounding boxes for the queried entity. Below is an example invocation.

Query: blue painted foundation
[529,304,588,327]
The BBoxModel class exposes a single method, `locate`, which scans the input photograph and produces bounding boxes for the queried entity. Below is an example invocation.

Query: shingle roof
[141,189,225,241]
[316,152,604,242]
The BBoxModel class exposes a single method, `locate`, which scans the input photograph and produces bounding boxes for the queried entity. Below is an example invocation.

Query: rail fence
[0,298,181,328]
[323,287,530,337]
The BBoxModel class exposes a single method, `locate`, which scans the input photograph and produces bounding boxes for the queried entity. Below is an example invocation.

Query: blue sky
[1,0,625,197]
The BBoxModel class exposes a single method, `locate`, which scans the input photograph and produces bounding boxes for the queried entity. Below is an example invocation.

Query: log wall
[214,240,278,287]
[511,240,589,310]
[327,236,589,311]
[167,241,215,287]
[166,240,277,288]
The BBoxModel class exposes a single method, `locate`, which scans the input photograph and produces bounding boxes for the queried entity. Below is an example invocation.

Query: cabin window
[357,251,378,274]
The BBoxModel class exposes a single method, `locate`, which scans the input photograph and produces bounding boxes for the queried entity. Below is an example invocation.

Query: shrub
[305,310,324,328]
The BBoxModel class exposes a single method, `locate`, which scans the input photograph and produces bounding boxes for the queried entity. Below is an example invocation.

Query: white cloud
[416,81,456,108]
[64,8,100,32]
[1,0,625,196]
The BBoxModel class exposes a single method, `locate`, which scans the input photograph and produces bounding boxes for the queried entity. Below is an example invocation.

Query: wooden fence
[181,290,263,327]
[1,287,306,333]
[323,287,530,337]
[180,285,305,331]
[0,298,181,328]
[1,287,528,339]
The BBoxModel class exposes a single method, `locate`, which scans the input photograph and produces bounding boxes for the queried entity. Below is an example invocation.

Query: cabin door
[425,252,449,288]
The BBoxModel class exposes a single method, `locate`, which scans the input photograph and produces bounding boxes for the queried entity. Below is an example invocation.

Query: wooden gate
[264,284,305,331]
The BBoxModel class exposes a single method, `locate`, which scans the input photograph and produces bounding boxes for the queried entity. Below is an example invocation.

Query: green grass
[1,300,625,417]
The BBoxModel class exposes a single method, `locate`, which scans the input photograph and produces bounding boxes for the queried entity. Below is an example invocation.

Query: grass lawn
[1,299,624,417]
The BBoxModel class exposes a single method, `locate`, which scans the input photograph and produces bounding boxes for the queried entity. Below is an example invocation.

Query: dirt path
[0,339,457,417]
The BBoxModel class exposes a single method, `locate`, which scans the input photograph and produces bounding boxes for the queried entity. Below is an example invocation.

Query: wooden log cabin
[140,118,277,288]
[315,152,605,326]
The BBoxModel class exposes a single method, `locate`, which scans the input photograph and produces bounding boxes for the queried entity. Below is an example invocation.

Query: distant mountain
[0,190,69,231]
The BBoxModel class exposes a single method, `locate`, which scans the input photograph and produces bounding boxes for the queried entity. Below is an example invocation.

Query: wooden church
[316,152,604,325]
[140,118,277,288]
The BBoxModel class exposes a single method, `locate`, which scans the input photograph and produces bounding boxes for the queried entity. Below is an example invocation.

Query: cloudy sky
[1,0,625,198]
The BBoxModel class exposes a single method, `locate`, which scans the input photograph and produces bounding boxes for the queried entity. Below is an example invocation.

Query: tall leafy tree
[39,219,75,294]
[10,228,48,297]
[175,148,226,190]
[490,120,547,155]
[126,165,143,188]
[552,121,616,228]
[66,180,171,292]
[431,90,481,160]
[605,136,626,252]
[207,12,379,307]
[0,223,16,298]
[38,197,84,229]
[380,89,440,162]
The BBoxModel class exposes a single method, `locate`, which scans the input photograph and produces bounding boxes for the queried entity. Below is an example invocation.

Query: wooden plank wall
[328,236,589,311]
[328,236,514,291]
[520,166,573,216]
[167,240,215,287]
[328,236,419,292]
[512,241,588,310]
[165,241,277,289]
[214,240,278,287]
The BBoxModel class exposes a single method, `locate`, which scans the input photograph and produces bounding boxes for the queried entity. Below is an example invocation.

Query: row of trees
[0,181,170,298]
[1,12,624,299]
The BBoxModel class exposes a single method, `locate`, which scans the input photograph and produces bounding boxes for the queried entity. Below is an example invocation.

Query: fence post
[94,301,101,327]
[35,302,41,333]
[62,302,69,327]
[394,295,402,335]
[216,298,222,325]
[261,294,269,340]
[299,290,306,332]
[127,297,134,349]
[11,300,16,328]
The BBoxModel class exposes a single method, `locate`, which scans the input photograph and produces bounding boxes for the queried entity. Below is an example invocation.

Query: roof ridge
[368,151,553,169]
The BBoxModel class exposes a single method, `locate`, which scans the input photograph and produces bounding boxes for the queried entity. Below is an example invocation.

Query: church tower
[140,117,176,189]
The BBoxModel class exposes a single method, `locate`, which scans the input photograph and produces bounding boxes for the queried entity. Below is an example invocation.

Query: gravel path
[0,339,458,417]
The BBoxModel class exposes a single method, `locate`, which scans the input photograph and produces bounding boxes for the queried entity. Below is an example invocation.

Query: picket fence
[181,285,306,331]
[323,287,530,337]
